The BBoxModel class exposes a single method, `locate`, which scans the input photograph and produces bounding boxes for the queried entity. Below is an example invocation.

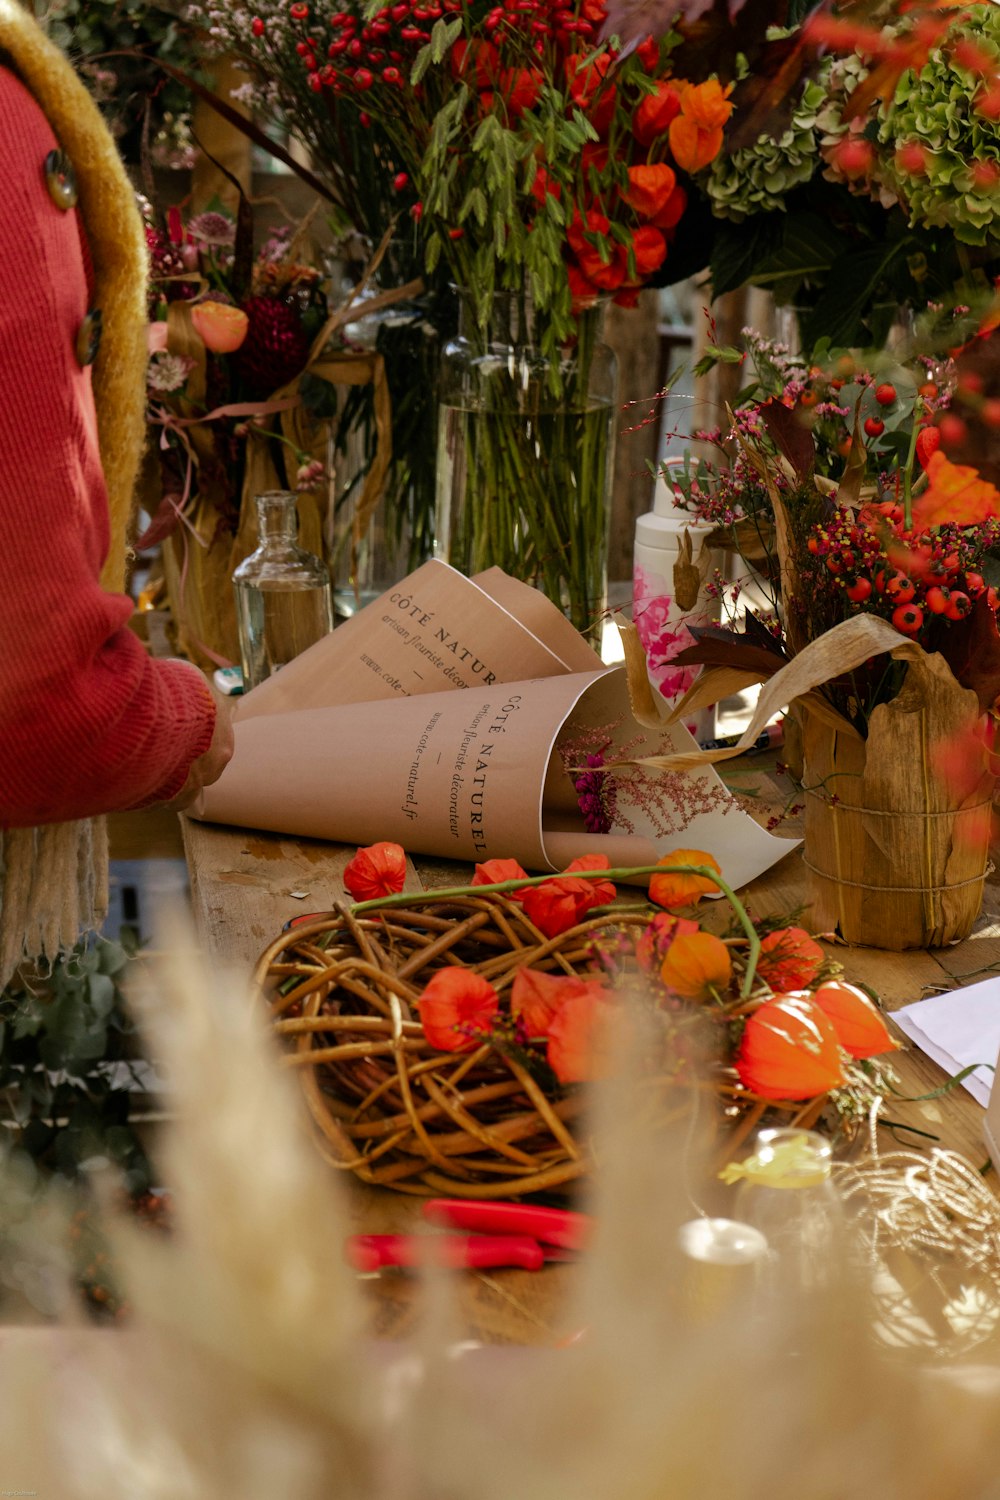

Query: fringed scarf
[0,0,148,984]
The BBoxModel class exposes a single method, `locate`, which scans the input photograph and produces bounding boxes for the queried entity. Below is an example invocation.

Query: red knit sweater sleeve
[0,68,215,829]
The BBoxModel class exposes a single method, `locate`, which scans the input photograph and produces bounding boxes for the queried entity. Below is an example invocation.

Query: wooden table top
[180,754,1000,1345]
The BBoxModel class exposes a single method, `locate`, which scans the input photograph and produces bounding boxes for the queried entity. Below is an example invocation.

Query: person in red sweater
[0,58,231,830]
[0,0,233,979]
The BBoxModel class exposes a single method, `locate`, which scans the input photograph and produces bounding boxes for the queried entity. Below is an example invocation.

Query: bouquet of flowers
[669,312,1000,710]
[141,200,341,663]
[644,312,1000,948]
[191,0,455,613]
[261,842,899,1195]
[196,0,736,636]
[678,0,1000,350]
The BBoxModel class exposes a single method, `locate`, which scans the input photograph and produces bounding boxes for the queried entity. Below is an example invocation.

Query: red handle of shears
[345,1232,546,1273]
[422,1199,592,1251]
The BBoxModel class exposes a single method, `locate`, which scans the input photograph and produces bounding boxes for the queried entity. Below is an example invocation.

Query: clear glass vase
[327,267,445,618]
[435,289,617,646]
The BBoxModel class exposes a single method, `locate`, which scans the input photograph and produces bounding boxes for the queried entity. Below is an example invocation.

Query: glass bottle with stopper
[233,491,334,692]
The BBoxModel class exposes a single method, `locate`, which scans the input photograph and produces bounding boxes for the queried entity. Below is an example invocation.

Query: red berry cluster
[259,0,610,100]
[804,502,1000,640]
[266,0,461,96]
[255,0,691,307]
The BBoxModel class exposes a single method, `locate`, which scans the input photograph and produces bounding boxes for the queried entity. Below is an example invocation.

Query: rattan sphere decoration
[253,893,670,1198]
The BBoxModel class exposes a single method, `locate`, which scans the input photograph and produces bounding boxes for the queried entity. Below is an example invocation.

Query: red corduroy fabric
[0,67,215,828]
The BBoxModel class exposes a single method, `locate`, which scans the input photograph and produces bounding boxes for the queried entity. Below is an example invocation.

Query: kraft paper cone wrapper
[192,560,796,889]
[195,668,793,889]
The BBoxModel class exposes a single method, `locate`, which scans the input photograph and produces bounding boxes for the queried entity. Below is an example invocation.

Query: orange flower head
[343,841,407,901]
[976,81,1000,122]
[648,849,721,910]
[810,980,899,1060]
[511,967,607,1039]
[497,65,543,118]
[418,969,500,1053]
[633,80,682,147]
[972,160,1000,196]
[471,858,531,900]
[450,36,499,90]
[546,988,617,1085]
[650,181,687,232]
[735,994,846,1101]
[931,721,999,802]
[567,261,603,311]
[635,913,700,973]
[190,300,249,354]
[565,52,617,134]
[659,930,732,1000]
[629,225,667,279]
[576,241,627,291]
[833,135,877,181]
[756,927,825,994]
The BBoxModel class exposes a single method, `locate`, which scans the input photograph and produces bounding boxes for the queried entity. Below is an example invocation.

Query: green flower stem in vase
[435,288,617,647]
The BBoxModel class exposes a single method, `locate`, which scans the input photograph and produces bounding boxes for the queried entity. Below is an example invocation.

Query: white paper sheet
[893,979,1000,1107]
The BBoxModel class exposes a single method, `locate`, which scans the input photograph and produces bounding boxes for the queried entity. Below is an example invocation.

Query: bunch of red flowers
[250,0,732,319]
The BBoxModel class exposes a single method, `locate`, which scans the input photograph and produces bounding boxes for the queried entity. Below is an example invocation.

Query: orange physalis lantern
[417,969,499,1053]
[648,849,721,910]
[659,931,732,1000]
[343,841,407,901]
[810,981,899,1060]
[546,988,617,1085]
[510,968,602,1039]
[756,927,825,994]
[635,913,700,972]
[735,994,846,1100]
[471,858,531,899]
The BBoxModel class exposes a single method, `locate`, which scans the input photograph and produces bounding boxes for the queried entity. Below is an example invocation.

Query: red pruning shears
[345,1198,592,1274]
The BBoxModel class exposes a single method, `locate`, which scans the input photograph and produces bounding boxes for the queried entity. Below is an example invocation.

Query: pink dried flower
[187,211,237,247]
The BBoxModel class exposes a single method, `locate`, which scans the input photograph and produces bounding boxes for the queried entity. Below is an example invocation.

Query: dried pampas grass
[0,913,997,1499]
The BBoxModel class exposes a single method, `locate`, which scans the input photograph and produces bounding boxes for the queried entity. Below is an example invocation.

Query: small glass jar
[728,1127,843,1293]
[233,491,334,691]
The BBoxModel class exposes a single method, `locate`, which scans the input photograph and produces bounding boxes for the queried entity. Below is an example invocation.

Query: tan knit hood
[0,0,149,979]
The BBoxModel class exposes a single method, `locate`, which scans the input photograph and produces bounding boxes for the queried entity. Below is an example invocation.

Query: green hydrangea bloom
[879,3,1000,246]
[817,53,899,210]
[704,77,826,220]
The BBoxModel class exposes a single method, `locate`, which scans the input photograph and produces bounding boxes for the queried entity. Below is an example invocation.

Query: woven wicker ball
[253,893,679,1197]
[253,893,836,1198]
